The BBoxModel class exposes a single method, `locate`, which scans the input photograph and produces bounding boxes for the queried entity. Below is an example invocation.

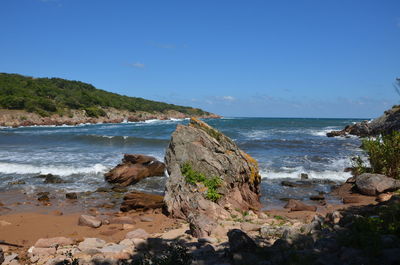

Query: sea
[0,117,367,209]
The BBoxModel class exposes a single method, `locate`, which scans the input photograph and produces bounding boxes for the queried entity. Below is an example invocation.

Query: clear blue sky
[1,0,399,118]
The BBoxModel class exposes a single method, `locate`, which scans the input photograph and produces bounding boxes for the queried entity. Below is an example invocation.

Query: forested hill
[0,73,210,117]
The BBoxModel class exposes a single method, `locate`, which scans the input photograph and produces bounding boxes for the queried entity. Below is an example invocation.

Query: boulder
[78,215,102,228]
[164,118,261,237]
[355,173,400,196]
[227,229,257,253]
[105,154,165,186]
[284,199,317,212]
[120,191,164,212]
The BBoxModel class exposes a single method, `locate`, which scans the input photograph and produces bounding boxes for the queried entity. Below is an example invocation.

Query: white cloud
[221,96,235,102]
[128,62,145,69]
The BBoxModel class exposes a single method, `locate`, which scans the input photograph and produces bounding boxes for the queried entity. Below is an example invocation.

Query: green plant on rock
[181,162,222,202]
[361,131,400,179]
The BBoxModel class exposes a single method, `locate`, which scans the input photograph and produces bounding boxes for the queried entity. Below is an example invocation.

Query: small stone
[198,237,218,244]
[66,192,78,200]
[139,216,154,222]
[376,193,392,202]
[31,247,56,256]
[78,214,102,228]
[34,237,74,248]
[300,173,309,180]
[122,224,135,230]
[125,228,149,239]
[258,212,269,219]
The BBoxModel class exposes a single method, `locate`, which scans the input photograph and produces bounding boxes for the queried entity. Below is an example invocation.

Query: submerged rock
[105,154,165,187]
[164,118,261,237]
[284,199,317,212]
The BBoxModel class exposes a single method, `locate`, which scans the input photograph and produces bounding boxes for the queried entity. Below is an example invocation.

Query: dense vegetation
[0,73,210,117]
[181,162,222,202]
[355,131,400,179]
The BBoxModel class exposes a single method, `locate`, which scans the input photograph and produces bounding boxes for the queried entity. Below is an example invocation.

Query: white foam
[260,168,351,182]
[0,162,108,176]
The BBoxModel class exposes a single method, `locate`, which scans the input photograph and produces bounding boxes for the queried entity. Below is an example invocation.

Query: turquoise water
[0,117,365,207]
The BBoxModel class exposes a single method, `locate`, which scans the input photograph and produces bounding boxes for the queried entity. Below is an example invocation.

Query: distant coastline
[0,108,220,128]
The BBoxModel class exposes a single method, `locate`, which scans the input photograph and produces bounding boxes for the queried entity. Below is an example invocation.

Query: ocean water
[0,117,366,208]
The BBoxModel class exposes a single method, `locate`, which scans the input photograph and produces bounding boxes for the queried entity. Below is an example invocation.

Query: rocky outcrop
[164,118,261,237]
[120,191,164,212]
[355,173,400,196]
[105,154,165,187]
[327,105,400,137]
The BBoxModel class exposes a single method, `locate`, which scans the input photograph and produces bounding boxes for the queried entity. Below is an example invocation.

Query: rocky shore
[1,118,400,264]
[327,105,400,137]
[0,108,221,128]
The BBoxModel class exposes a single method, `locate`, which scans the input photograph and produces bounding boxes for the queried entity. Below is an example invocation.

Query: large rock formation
[105,154,165,186]
[164,118,261,237]
[327,105,400,137]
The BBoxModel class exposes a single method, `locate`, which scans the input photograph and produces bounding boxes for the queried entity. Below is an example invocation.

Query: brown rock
[105,154,165,186]
[284,199,317,212]
[164,118,261,237]
[78,215,102,228]
[34,237,74,248]
[120,191,164,212]
[342,196,363,204]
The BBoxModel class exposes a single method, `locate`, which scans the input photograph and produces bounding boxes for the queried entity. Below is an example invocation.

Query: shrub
[361,131,400,179]
[83,107,106,118]
[181,162,222,202]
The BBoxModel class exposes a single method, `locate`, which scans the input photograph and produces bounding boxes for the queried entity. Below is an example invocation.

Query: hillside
[0,73,211,117]
[0,73,219,126]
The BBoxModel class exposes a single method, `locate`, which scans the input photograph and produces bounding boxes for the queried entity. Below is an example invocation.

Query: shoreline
[0,108,221,128]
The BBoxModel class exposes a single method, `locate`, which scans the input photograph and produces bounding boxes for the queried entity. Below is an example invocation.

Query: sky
[1,0,399,118]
